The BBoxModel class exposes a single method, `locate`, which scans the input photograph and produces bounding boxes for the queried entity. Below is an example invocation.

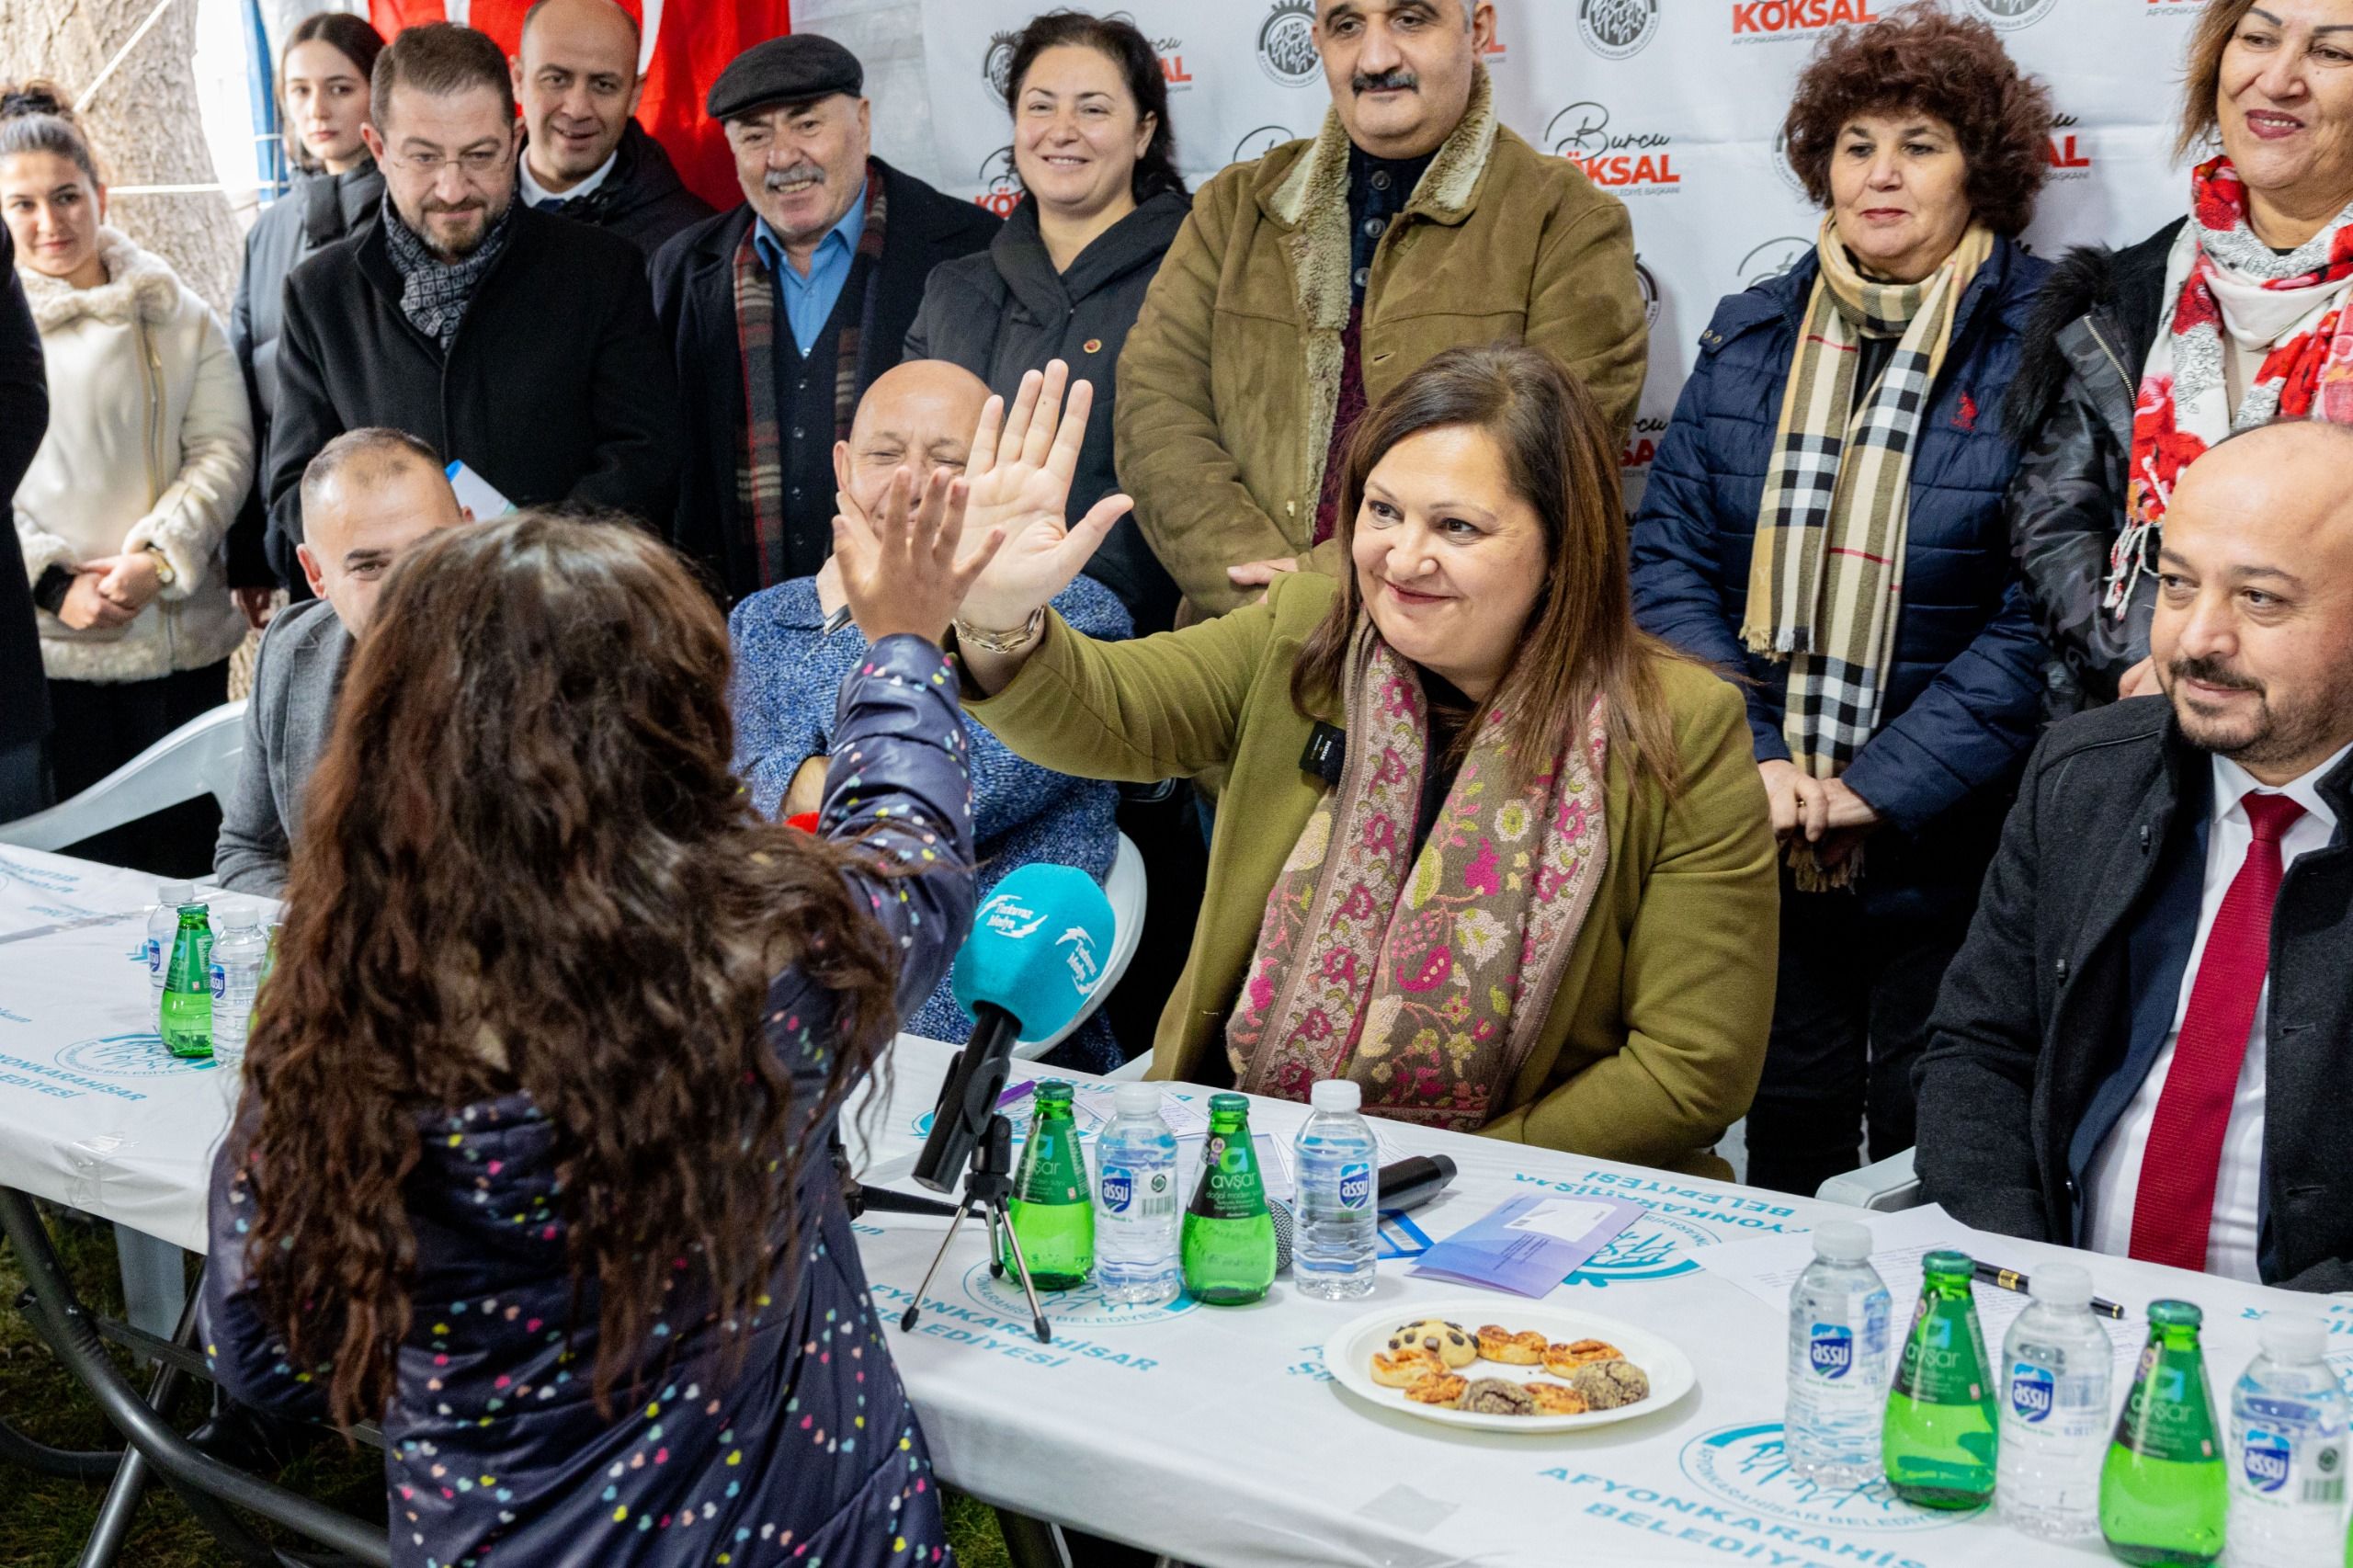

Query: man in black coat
[264,22,677,586]
[509,0,712,256]
[0,224,51,820]
[651,35,996,606]
[1917,421,2353,1292]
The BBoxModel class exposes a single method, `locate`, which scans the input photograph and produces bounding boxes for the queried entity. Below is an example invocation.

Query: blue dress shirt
[753,179,869,357]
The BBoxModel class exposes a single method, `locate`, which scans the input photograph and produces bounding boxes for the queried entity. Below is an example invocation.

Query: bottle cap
[2148,1299,2203,1329]
[2029,1261,2093,1309]
[159,880,194,905]
[221,903,260,930]
[1033,1078,1074,1104]
[1207,1092,1248,1116]
[1112,1083,1163,1119]
[1309,1080,1362,1112]
[1921,1248,1974,1280]
[2259,1313,2329,1364]
[1811,1221,1872,1263]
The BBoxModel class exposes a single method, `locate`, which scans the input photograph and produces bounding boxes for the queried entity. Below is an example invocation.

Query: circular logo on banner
[1771,124,1811,199]
[975,145,1022,219]
[1678,1422,1960,1534]
[55,1033,232,1077]
[1578,0,1662,60]
[1634,257,1663,331]
[1965,0,2061,29]
[1563,1208,1722,1287]
[982,29,1022,97]
[961,1261,1198,1327]
[1739,235,1814,290]
[1233,123,1298,163]
[1257,0,1322,88]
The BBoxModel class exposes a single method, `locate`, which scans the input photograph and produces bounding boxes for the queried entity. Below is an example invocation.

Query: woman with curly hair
[198,498,996,1566]
[2007,0,2353,710]
[1630,2,2053,1196]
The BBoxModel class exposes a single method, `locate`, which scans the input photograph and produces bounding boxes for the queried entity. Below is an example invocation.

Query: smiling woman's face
[2217,0,2353,236]
[1349,422,1548,702]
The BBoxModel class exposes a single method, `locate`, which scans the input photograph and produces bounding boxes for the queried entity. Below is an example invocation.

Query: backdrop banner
[917,0,2211,506]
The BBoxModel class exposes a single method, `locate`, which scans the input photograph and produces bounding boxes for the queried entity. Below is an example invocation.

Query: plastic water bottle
[1094,1083,1180,1306]
[1997,1262,2111,1541]
[145,880,195,994]
[209,905,268,1058]
[1292,1079,1377,1300]
[1785,1221,1892,1484]
[2228,1315,2349,1567]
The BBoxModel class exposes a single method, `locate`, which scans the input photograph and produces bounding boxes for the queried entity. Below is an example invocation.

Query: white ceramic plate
[1322,1300,1697,1434]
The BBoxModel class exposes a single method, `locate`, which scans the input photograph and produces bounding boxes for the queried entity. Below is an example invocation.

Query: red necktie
[2128,791,2306,1271]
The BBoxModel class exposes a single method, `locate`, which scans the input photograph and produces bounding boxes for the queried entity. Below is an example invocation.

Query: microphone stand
[896,1111,1052,1345]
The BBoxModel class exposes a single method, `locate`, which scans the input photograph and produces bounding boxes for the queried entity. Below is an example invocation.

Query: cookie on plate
[1404,1371,1470,1408]
[1565,1358,1652,1411]
[1541,1337,1624,1376]
[1369,1346,1444,1388]
[1476,1325,1548,1365]
[1528,1381,1590,1415]
[1459,1378,1539,1416]
[1387,1318,1477,1369]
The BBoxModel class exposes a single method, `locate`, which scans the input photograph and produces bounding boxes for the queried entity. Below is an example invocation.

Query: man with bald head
[214,429,467,894]
[1917,421,2353,1290]
[509,0,710,256]
[727,360,1131,1066]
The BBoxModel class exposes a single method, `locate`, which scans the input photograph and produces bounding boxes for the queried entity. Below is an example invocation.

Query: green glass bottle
[1180,1093,1276,1307]
[158,904,214,1060]
[1001,1080,1092,1290]
[1882,1249,1998,1509]
[2102,1300,2227,1566]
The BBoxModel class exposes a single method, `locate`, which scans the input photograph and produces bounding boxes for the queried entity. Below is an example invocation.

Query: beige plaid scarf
[1742,218,1993,889]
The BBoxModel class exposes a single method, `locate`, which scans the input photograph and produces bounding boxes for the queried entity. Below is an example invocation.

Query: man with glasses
[261,21,677,589]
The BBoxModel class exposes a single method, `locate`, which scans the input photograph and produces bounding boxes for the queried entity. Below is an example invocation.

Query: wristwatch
[952,608,1046,654]
[31,565,72,616]
[143,546,175,588]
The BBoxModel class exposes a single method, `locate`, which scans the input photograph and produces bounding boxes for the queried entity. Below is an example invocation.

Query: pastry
[1528,1381,1590,1415]
[1386,1318,1477,1369]
[1565,1358,1651,1411]
[1458,1378,1539,1416]
[1369,1346,1444,1388]
[1475,1325,1548,1366]
[1541,1337,1625,1376]
[1403,1371,1469,1407]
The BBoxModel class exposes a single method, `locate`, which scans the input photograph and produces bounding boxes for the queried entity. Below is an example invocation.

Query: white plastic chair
[0,701,246,853]
[1013,833,1145,1060]
[1815,1147,1924,1212]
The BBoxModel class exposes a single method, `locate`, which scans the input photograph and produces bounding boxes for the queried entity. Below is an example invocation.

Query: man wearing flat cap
[652,34,999,605]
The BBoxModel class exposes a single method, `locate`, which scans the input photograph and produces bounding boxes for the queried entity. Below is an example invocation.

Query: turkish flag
[366,0,788,210]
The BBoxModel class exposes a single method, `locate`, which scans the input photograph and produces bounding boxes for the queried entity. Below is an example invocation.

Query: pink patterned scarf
[1228,627,1610,1130]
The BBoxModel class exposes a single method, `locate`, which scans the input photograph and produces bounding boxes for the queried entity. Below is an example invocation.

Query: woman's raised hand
[832,464,1004,648]
[956,360,1134,633]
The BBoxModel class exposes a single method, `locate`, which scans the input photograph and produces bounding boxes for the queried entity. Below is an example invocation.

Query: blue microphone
[913,864,1115,1192]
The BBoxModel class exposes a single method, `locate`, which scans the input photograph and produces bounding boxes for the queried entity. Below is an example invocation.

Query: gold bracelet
[953,608,1046,655]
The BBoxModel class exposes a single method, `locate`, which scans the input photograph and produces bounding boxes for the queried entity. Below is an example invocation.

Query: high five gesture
[955,360,1134,637]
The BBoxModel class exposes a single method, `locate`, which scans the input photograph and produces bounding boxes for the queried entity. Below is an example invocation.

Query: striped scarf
[1743,218,1992,889]
[732,165,890,591]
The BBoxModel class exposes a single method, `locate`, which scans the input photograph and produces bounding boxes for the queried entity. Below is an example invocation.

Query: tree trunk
[2,0,244,316]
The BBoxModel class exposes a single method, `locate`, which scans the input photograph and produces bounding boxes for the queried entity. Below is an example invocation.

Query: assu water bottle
[1095,1083,1180,1306]
[146,880,195,994]
[2228,1315,2348,1567]
[1784,1220,1892,1484]
[1292,1079,1378,1300]
[1997,1261,2111,1541]
[209,905,269,1058]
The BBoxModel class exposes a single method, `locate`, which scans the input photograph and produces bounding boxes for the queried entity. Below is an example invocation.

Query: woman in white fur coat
[2,83,252,858]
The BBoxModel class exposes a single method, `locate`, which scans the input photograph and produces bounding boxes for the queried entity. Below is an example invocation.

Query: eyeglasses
[387,147,510,178]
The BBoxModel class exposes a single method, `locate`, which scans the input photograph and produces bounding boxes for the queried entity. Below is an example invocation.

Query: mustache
[1352,68,1418,94]
[764,163,827,191]
[420,197,484,215]
[2172,654,2264,694]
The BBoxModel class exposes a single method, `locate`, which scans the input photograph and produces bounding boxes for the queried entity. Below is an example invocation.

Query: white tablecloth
[1,850,2341,1567]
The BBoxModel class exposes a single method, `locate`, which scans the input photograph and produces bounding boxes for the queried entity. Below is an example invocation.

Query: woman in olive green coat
[922,346,1776,1180]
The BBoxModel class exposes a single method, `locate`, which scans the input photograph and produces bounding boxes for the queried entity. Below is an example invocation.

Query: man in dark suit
[650,34,998,606]
[0,225,50,820]
[1917,419,2353,1290]
[264,21,678,587]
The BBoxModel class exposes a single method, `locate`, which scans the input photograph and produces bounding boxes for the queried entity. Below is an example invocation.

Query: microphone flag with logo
[950,863,1114,1044]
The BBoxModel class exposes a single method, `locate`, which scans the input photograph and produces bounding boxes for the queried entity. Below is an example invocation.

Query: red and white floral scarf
[1227,627,1610,1131]
[2114,156,2353,613]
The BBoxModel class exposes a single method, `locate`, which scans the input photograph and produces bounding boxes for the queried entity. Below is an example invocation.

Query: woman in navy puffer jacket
[1630,6,2053,1199]
[199,505,987,1568]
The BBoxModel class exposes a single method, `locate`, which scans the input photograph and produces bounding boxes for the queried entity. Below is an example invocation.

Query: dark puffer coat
[1630,237,2052,913]
[199,634,976,1568]
[1999,219,2183,712]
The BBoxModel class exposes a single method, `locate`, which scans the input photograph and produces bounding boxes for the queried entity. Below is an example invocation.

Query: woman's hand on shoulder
[832,465,1003,647]
[957,359,1133,634]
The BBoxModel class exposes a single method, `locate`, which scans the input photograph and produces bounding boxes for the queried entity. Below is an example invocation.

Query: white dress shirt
[520,146,617,210]
[2083,743,2349,1281]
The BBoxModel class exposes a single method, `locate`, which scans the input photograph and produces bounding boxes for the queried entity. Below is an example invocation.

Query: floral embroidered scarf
[1228,627,1610,1130]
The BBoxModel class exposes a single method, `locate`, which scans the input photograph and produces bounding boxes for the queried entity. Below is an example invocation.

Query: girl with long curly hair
[199,489,1000,1566]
